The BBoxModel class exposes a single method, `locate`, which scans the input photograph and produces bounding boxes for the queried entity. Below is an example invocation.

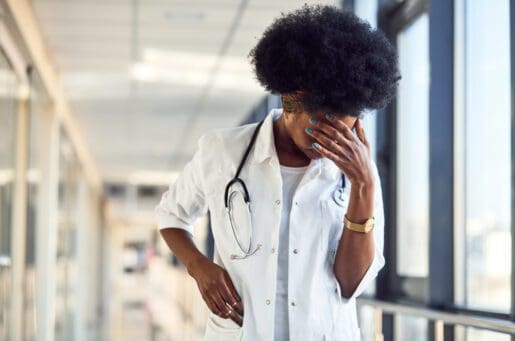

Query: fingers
[219,275,244,326]
[204,275,244,326]
[305,126,346,156]
[312,141,345,165]
[215,289,244,326]
[207,294,242,326]
[221,272,244,316]
[323,114,359,144]
[212,290,232,317]
[197,263,245,327]
[227,307,243,326]
[204,292,226,317]
[313,116,351,145]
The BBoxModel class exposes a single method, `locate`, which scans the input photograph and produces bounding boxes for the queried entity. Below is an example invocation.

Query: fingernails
[312,142,319,148]
[325,113,333,120]
[309,117,317,124]
[305,127,313,133]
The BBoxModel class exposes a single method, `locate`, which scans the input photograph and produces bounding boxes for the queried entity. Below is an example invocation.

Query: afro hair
[248,3,402,118]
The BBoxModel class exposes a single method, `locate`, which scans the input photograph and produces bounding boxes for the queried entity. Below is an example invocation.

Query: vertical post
[374,307,384,341]
[35,105,60,341]
[428,0,455,340]
[10,85,29,341]
[434,320,444,341]
[510,0,515,339]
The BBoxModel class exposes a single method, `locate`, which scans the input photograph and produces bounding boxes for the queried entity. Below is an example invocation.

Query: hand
[306,114,374,186]
[188,256,244,326]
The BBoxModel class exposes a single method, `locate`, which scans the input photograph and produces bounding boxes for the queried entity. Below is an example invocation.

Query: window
[455,0,511,313]
[396,12,430,278]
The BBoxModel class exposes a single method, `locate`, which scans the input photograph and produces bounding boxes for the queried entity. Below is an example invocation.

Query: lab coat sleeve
[337,159,386,303]
[154,133,210,238]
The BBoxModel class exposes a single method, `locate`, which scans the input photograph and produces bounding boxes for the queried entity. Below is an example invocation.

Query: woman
[155,4,400,341]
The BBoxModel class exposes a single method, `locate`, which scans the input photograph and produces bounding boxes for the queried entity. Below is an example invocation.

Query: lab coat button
[293,249,298,254]
[275,200,281,205]
[271,247,275,253]
[291,301,296,306]
[266,299,271,305]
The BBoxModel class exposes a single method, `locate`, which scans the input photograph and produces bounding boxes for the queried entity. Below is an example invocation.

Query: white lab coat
[155,107,386,341]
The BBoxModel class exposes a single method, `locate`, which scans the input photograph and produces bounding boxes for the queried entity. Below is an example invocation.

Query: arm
[154,133,244,324]
[159,227,210,278]
[302,114,386,301]
[154,132,211,264]
[333,178,376,299]
[333,159,385,301]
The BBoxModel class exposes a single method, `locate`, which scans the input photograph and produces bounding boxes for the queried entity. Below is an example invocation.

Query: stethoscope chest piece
[332,187,346,207]
[332,173,348,207]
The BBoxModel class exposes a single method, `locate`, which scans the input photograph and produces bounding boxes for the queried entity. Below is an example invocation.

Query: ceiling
[31,0,339,183]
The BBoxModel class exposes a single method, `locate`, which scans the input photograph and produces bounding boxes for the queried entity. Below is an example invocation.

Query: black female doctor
[158,3,401,329]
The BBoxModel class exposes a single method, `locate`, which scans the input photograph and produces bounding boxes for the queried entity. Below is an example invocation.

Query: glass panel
[455,325,511,341]
[394,314,428,341]
[462,0,511,313]
[55,130,80,340]
[396,13,430,277]
[0,48,18,341]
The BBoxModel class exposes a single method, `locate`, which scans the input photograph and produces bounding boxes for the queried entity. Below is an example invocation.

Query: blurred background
[0,0,513,340]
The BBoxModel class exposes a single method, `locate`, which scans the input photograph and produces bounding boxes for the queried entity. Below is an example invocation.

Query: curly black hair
[248,3,401,118]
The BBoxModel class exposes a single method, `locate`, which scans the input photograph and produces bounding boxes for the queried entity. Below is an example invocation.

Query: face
[282,109,357,160]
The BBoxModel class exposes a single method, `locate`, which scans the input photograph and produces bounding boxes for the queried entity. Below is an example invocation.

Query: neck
[273,113,310,162]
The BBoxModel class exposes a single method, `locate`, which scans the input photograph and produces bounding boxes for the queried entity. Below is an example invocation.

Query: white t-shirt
[274,163,309,341]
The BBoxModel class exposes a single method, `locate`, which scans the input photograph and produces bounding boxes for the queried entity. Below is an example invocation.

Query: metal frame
[356,298,515,336]
[428,0,455,339]
[511,0,515,335]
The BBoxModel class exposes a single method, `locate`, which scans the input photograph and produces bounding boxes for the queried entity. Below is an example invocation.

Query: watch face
[365,218,375,232]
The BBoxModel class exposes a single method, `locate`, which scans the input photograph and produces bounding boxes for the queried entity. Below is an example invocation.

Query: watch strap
[344,215,375,233]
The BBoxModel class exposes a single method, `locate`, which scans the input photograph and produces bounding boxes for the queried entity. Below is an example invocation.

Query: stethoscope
[223,117,347,260]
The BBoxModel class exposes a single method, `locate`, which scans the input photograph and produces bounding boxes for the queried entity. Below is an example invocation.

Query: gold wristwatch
[344,214,375,233]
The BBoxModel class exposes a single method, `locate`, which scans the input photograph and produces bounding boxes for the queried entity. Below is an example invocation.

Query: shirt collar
[251,107,280,165]
[251,107,340,180]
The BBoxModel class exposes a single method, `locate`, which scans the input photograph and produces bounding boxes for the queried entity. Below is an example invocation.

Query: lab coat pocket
[204,311,244,341]
[320,198,347,254]
[320,198,347,305]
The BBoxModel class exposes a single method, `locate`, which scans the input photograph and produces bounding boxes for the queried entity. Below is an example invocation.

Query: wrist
[351,177,375,194]
[186,253,209,278]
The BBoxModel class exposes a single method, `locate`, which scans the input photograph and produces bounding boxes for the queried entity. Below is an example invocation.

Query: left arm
[334,178,375,298]
[307,114,383,300]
